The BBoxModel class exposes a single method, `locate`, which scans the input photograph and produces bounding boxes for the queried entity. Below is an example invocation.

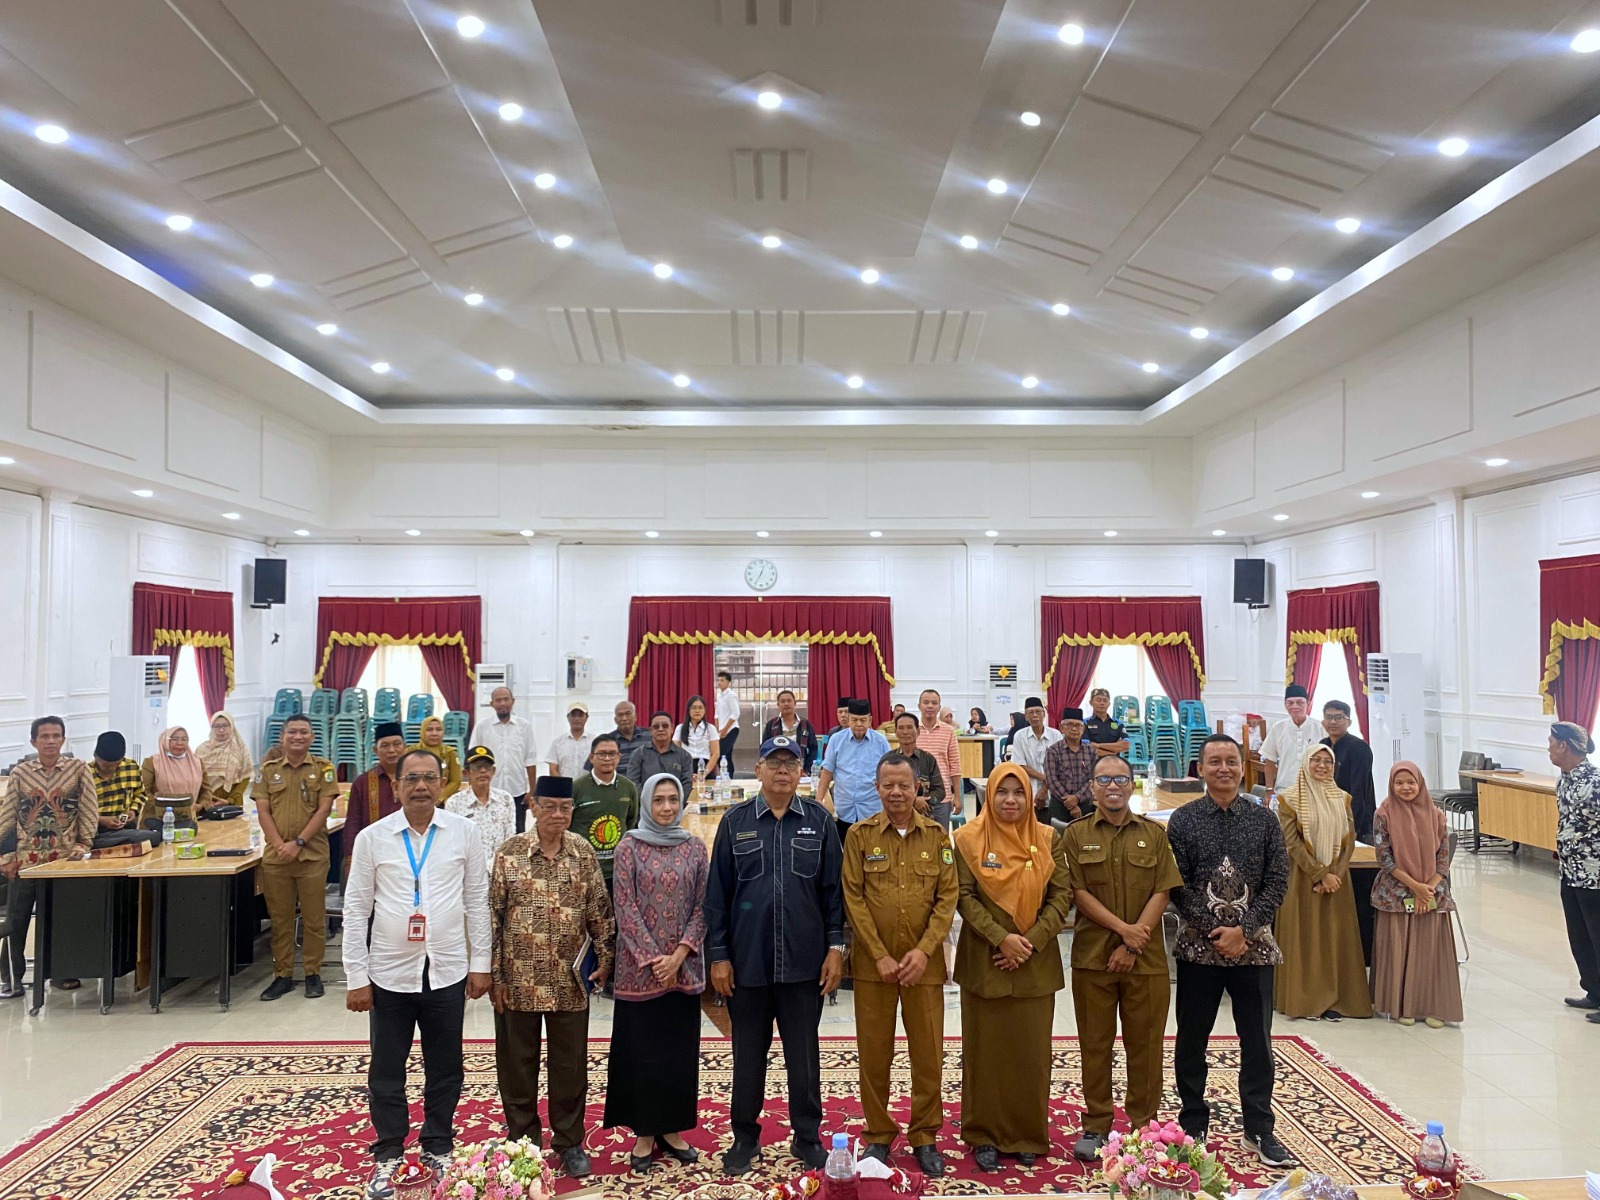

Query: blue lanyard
[402,825,437,909]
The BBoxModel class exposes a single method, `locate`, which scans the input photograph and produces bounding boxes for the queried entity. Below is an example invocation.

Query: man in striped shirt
[915,689,963,828]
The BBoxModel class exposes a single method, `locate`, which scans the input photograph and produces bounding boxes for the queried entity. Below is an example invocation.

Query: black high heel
[659,1141,699,1165]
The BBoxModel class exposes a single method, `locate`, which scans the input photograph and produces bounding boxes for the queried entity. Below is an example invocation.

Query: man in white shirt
[344,749,492,1200]
[469,687,539,833]
[715,669,742,778]
[545,701,593,778]
[1007,695,1063,817]
[444,745,517,881]
[1259,685,1326,794]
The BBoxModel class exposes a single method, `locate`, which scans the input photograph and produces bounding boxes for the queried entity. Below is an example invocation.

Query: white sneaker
[366,1158,401,1199]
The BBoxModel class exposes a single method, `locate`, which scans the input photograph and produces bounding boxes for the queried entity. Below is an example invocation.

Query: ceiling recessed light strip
[653,262,674,279]
[131,489,154,498]
[756,530,770,538]
[986,178,1008,195]
[1021,375,1039,389]
[249,273,274,288]
[1141,361,1160,374]
[1361,490,1380,499]
[1189,327,1209,340]
[1335,217,1362,234]
[1212,529,1227,537]
[1437,136,1469,157]
[985,529,999,538]
[859,268,880,284]
[551,234,573,249]
[756,90,783,110]
[463,292,484,306]
[958,235,979,250]
[371,361,391,374]
[1484,457,1509,467]
[456,14,485,38]
[1020,111,1041,127]
[1273,513,1290,522]
[165,214,193,232]
[1058,22,1085,44]
[672,374,691,388]
[760,234,782,249]
[1051,302,1070,317]
[495,367,514,382]
[498,102,523,121]
[533,172,556,190]
[869,530,883,538]
[35,123,69,144]
[644,530,660,539]
[1271,266,1295,282]
[294,529,310,537]
[1573,29,1600,53]
[846,375,864,389]
[222,512,241,521]
[316,322,338,336]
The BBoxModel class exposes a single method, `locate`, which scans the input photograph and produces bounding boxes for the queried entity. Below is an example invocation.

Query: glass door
[714,642,809,777]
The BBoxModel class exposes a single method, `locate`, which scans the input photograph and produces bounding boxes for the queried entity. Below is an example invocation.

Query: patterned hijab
[151,726,206,799]
[196,710,253,792]
[953,762,1055,931]
[1284,742,1348,865]
[626,772,694,847]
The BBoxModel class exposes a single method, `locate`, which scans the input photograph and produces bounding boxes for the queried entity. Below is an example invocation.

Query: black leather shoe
[792,1140,827,1170]
[259,976,296,1001]
[1018,1152,1037,1167]
[303,974,324,999]
[628,1153,653,1174]
[1565,995,1600,1010]
[559,1147,591,1178]
[1587,1010,1600,1024]
[974,1144,1001,1173]
[1073,1131,1109,1162]
[913,1145,945,1177]
[861,1143,891,1164]
[659,1140,699,1165]
[722,1141,760,1176]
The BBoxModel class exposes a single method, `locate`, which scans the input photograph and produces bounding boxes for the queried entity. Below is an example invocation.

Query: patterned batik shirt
[489,831,616,1012]
[1557,760,1600,889]
[1167,792,1289,967]
[1,757,98,866]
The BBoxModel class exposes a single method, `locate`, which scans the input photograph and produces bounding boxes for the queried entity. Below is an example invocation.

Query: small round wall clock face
[745,558,778,591]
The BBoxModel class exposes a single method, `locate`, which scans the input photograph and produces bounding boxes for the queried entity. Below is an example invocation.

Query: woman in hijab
[411,715,462,800]
[952,762,1073,1173]
[603,772,708,1173]
[967,707,992,734]
[1274,742,1373,1020]
[1371,762,1462,1027]
[140,725,215,824]
[195,711,253,806]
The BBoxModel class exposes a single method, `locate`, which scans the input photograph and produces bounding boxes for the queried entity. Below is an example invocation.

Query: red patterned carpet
[0,1037,1463,1199]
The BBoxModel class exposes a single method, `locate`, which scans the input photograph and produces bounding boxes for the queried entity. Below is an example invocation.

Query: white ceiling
[1,0,1599,419]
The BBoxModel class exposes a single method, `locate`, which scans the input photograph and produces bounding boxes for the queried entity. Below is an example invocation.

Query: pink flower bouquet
[1096,1120,1228,1200]
[431,1139,553,1200]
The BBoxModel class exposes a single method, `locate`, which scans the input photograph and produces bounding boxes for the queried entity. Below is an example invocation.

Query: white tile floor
[3,849,1597,1179]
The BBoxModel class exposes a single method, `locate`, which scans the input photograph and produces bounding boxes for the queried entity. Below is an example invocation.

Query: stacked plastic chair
[373,687,402,724]
[1150,723,1185,779]
[404,693,435,746]
[330,714,367,776]
[308,688,339,719]
[443,711,469,759]
[308,713,331,760]
[1113,695,1140,726]
[1125,727,1151,773]
[261,715,287,758]
[1144,695,1174,728]
[273,688,303,716]
[1178,700,1210,766]
[340,688,370,719]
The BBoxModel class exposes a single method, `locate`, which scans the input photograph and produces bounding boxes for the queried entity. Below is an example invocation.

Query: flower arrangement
[1096,1120,1228,1200]
[431,1139,553,1200]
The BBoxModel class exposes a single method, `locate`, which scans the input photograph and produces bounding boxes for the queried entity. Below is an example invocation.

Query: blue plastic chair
[273,688,303,716]
[1145,696,1174,729]
[406,693,434,722]
[261,715,286,758]
[1125,728,1150,771]
[309,688,339,717]
[308,713,331,759]
[1113,695,1140,726]
[443,711,470,759]
[373,687,402,723]
[330,715,367,776]
[340,687,369,717]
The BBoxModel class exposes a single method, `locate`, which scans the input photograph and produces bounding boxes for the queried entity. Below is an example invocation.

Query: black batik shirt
[1557,760,1600,890]
[1166,792,1289,967]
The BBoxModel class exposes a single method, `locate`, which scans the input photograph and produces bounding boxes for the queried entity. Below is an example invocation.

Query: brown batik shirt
[489,830,616,1012]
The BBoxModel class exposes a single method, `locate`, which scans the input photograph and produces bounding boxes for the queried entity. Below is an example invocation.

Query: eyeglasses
[762,759,800,772]
[400,773,442,784]
[538,802,574,814]
[1323,713,1350,724]
[1092,775,1132,787]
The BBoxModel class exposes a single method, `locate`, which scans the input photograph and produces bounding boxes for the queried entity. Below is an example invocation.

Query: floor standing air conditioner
[1366,651,1425,786]
[987,662,1020,727]
[475,662,515,709]
[109,655,171,762]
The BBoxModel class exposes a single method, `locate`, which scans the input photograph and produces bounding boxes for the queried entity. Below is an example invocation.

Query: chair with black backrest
[1433,752,1495,852]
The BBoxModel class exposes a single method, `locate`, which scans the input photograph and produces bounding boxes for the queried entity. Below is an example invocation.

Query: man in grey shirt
[624,709,695,795]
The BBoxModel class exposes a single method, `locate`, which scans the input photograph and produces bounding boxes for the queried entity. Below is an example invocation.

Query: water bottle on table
[161,806,175,844]
[1412,1121,1457,1189]
[823,1133,857,1199]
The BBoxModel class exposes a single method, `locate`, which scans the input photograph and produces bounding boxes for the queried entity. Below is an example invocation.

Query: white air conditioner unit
[988,662,1020,724]
[475,662,515,709]
[1367,651,1425,786]
[109,655,171,762]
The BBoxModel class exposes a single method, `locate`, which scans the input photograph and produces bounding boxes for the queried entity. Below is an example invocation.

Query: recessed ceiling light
[1437,136,1469,157]
[1058,22,1085,44]
[1212,529,1227,537]
[644,530,660,538]
[131,489,154,498]
[1335,216,1362,234]
[846,374,864,389]
[859,268,880,284]
[249,273,274,288]
[1273,513,1290,521]
[1103,530,1118,538]
[165,214,193,232]
[222,512,241,521]
[1361,490,1380,499]
[0,456,14,465]
[405,528,421,536]
[293,529,310,536]
[756,90,783,110]
[653,262,674,279]
[986,178,1008,195]
[1021,375,1039,389]
[551,234,574,249]
[1189,326,1209,340]
[1270,266,1295,282]
[495,367,514,382]
[1020,111,1042,127]
[518,529,534,537]
[958,235,979,250]
[869,530,883,538]
[371,361,391,374]
[1484,457,1509,467]
[498,101,523,121]
[463,292,484,306]
[756,530,770,538]
[1573,28,1600,53]
[1051,302,1071,317]
[456,14,485,38]
[316,322,338,336]
[672,373,691,388]
[533,172,557,189]
[34,123,69,144]
[1141,361,1160,374]
[984,529,999,538]
[761,234,782,249]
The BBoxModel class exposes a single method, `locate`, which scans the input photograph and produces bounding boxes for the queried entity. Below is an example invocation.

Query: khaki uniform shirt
[841,809,958,983]
[250,754,339,864]
[1062,810,1183,974]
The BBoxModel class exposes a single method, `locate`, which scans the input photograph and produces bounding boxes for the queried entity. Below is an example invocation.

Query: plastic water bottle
[1413,1122,1456,1185]
[161,806,175,844]
[248,803,263,855]
[823,1134,857,1199]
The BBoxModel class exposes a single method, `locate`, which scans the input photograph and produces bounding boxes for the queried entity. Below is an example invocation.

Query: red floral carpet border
[0,1037,1469,1199]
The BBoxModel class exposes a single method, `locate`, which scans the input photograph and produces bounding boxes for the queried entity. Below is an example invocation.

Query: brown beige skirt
[1371,909,1464,1023]
[959,990,1055,1153]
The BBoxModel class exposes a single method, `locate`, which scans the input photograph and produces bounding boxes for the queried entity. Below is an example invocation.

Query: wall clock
[744,558,779,592]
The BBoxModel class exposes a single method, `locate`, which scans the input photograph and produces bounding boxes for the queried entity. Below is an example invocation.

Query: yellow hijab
[1284,742,1349,866]
[953,762,1056,930]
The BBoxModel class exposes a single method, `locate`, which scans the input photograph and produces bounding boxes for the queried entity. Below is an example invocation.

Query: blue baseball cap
[758,735,803,761]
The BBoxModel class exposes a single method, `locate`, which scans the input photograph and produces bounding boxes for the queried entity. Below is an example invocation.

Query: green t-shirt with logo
[569,773,640,879]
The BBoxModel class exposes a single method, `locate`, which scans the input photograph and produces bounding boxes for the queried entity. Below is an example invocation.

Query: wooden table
[1462,769,1558,852]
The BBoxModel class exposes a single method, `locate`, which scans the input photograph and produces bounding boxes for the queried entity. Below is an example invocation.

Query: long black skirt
[602,990,702,1136]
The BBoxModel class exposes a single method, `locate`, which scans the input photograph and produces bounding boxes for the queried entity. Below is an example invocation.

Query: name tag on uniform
[799,827,817,835]
[735,831,758,841]
[407,914,427,942]
[864,852,887,863]
[982,852,1003,870]
[1082,843,1101,851]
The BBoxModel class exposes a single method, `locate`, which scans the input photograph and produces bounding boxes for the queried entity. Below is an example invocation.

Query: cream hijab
[197,710,253,792]
[1284,742,1349,866]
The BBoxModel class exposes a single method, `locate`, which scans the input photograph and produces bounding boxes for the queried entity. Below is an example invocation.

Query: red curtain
[1284,582,1381,737]
[625,596,896,722]
[1539,553,1600,729]
[1287,641,1324,705]
[1041,597,1207,715]
[313,597,482,712]
[131,583,235,715]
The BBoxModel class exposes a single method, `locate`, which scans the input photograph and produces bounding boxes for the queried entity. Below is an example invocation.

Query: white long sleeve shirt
[342,807,491,992]
[468,714,539,797]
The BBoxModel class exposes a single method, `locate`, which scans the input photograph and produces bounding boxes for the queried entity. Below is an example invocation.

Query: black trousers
[368,965,467,1159]
[1562,883,1600,1002]
[495,1007,591,1150]
[720,726,740,776]
[513,794,529,834]
[5,877,37,987]
[728,980,825,1148]
[1174,962,1276,1138]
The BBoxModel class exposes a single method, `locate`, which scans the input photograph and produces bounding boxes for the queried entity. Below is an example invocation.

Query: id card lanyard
[402,825,437,942]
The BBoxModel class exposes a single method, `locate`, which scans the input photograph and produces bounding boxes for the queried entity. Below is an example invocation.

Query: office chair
[1434,752,1511,853]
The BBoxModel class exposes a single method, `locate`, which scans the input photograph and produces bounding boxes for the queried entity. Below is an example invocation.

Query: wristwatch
[828,943,847,956]
[294,837,307,847]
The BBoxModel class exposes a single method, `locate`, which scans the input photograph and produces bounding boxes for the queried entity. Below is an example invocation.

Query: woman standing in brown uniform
[952,762,1073,1173]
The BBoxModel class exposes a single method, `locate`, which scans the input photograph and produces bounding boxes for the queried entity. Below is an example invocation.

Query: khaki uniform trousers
[1071,968,1169,1134]
[260,854,327,977]
[854,978,946,1146]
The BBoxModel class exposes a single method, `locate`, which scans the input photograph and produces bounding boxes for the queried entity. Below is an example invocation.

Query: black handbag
[201,805,244,821]
[92,828,160,850]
